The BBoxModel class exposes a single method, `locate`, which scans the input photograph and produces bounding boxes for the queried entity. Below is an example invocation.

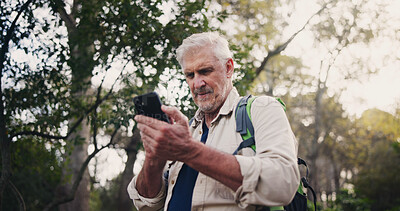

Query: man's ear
[225,58,234,78]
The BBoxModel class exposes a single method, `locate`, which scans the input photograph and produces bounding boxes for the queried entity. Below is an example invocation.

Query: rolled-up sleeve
[127,176,166,211]
[234,97,300,208]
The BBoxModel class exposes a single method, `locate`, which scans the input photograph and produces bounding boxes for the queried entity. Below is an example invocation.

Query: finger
[161,105,188,125]
[137,122,159,141]
[135,114,168,129]
[135,114,156,124]
[167,115,174,124]
[140,130,158,154]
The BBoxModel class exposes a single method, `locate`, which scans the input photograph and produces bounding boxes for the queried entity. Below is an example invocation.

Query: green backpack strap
[233,95,257,154]
[233,95,285,211]
[233,96,318,211]
[233,95,286,155]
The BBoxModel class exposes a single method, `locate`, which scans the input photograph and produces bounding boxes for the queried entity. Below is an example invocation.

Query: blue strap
[189,117,194,126]
[236,95,254,137]
[234,95,255,155]
[232,137,255,155]
[235,96,251,135]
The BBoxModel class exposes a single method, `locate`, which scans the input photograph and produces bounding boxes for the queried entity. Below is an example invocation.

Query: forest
[1,0,399,210]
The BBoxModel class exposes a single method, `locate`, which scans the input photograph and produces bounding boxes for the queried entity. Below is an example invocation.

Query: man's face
[182,46,233,114]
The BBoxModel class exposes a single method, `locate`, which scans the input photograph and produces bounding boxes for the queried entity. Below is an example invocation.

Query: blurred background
[1,0,399,210]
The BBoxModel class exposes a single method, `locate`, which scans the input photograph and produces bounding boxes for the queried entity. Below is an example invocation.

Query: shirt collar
[191,87,240,127]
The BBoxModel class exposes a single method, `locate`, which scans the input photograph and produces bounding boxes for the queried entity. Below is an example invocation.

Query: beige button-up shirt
[128,88,300,211]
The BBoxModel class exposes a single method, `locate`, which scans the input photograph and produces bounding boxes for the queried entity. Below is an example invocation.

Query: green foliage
[1,137,61,211]
[358,109,400,141]
[3,0,397,210]
[4,67,70,137]
[89,175,134,211]
[320,109,400,211]
[218,1,399,210]
[312,0,376,44]
[353,140,400,210]
[2,0,214,209]
[231,39,257,95]
[218,0,295,95]
[89,184,119,211]
[215,0,308,97]
[326,189,370,211]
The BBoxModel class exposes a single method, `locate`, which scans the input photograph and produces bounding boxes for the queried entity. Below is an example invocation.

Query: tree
[1,0,211,210]
[1,137,62,211]
[301,0,393,202]
[352,109,400,210]
[213,0,309,95]
[212,0,397,207]
[328,108,400,210]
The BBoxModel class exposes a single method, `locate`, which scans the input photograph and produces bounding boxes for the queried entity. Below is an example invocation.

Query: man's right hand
[134,105,192,198]
[134,106,196,163]
[135,155,166,198]
[135,114,169,198]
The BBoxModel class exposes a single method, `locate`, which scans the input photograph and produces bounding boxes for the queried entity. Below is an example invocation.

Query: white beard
[198,85,228,113]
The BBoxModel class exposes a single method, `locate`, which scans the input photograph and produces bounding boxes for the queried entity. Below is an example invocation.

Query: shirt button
[171,180,175,185]
[199,130,202,134]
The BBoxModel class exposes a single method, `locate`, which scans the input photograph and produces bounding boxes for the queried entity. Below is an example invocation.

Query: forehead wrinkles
[182,45,214,66]
[184,61,215,74]
[182,47,220,73]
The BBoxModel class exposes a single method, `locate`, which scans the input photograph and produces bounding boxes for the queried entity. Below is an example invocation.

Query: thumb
[161,105,188,125]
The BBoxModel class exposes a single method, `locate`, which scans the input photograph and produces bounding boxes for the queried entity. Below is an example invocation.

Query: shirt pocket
[212,180,235,201]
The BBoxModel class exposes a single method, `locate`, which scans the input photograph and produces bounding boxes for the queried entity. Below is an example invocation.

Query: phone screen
[133,92,170,123]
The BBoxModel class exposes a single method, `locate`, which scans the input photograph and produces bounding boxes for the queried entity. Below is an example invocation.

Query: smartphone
[133,92,170,123]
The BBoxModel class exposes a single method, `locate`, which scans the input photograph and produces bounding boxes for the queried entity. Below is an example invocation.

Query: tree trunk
[0,85,10,209]
[56,21,94,209]
[310,82,324,202]
[54,0,95,205]
[58,117,91,211]
[117,129,141,211]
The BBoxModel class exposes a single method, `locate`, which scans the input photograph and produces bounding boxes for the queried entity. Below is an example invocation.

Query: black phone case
[133,92,170,123]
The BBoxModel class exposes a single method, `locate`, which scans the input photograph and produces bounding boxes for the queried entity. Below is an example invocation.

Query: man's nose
[193,76,206,89]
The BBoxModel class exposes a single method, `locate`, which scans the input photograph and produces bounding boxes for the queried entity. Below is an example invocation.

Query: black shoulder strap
[298,158,317,211]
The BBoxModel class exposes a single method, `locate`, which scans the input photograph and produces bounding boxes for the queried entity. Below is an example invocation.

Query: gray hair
[176,32,233,68]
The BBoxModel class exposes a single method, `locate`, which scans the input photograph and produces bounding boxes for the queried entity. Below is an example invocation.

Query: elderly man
[128,32,299,210]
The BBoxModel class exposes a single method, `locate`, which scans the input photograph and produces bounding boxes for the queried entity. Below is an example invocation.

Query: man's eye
[185,73,194,78]
[200,67,213,74]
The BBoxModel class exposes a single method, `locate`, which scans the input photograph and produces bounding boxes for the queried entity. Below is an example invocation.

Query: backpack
[233,95,317,211]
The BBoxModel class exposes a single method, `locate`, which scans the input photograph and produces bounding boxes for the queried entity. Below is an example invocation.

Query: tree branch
[43,127,120,211]
[50,0,76,31]
[8,180,26,211]
[92,103,99,151]
[39,66,124,209]
[255,3,328,77]
[10,131,67,140]
[10,86,115,140]
[10,58,127,140]
[0,0,35,74]
[71,0,80,18]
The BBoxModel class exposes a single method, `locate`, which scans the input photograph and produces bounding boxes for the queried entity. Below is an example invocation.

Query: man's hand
[136,105,243,192]
[135,105,195,198]
[135,105,197,162]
